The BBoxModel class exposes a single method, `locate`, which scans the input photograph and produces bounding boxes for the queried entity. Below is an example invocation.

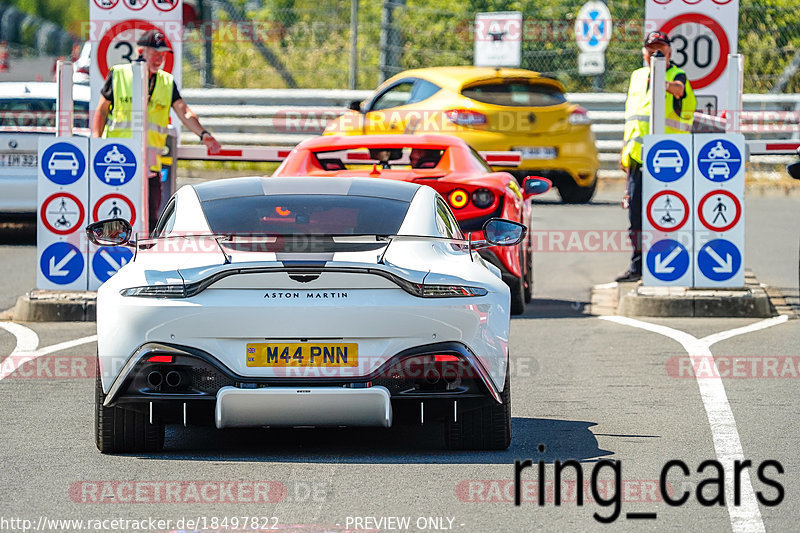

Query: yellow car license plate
[246,343,358,367]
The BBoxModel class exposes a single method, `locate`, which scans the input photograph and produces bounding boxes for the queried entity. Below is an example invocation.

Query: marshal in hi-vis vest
[621,65,696,167]
[102,63,172,172]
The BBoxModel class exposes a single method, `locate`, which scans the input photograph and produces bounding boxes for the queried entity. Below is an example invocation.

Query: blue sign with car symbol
[93,144,137,186]
[41,142,86,185]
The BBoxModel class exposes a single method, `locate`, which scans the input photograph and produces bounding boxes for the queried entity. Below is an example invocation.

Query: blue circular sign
[646,140,690,182]
[40,142,86,185]
[698,239,741,281]
[40,242,84,285]
[646,239,689,282]
[92,246,133,283]
[93,144,137,186]
[697,139,741,182]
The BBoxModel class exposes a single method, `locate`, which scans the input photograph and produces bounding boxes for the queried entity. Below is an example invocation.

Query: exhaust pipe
[165,370,183,388]
[424,368,440,385]
[147,371,163,388]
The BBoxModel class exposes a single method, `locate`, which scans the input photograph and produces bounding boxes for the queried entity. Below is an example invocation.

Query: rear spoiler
[176,145,523,167]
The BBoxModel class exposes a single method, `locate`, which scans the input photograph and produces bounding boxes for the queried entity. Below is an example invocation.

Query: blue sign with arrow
[39,242,84,285]
[697,239,741,282]
[93,143,137,186]
[646,139,690,183]
[697,138,741,182]
[646,239,690,282]
[41,142,86,186]
[92,246,133,283]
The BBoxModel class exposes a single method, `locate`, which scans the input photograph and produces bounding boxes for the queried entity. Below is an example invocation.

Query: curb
[12,290,96,322]
[590,270,792,319]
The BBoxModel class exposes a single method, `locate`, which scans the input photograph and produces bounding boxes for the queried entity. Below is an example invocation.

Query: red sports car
[272,134,551,314]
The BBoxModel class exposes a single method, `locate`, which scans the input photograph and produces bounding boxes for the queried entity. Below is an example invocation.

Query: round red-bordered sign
[40,192,85,235]
[153,0,179,12]
[646,190,690,232]
[93,193,137,226]
[698,189,741,232]
[659,13,730,90]
[122,0,148,10]
[653,0,672,4]
[93,0,120,9]
[97,20,175,79]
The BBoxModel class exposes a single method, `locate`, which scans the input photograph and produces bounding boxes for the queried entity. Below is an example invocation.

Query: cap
[136,30,172,53]
[644,31,670,47]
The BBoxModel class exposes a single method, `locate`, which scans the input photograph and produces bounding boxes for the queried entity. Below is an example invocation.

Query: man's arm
[92,96,111,137]
[666,80,685,98]
[171,98,221,154]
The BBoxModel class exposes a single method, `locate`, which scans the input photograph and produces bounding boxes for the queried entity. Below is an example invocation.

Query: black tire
[557,174,597,204]
[507,273,525,316]
[95,371,164,454]
[445,366,511,450]
[523,247,533,304]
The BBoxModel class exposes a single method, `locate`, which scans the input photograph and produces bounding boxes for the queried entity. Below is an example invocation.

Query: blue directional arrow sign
[645,140,690,183]
[39,242,84,285]
[646,239,690,282]
[92,246,133,283]
[93,143,137,186]
[697,239,741,282]
[41,141,86,185]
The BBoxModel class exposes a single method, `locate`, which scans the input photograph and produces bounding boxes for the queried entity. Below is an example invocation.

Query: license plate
[516,146,557,160]
[246,343,358,367]
[0,153,37,167]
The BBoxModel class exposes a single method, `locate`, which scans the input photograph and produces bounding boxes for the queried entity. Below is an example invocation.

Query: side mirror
[482,218,527,246]
[523,176,552,197]
[788,161,800,181]
[348,100,363,112]
[86,218,133,246]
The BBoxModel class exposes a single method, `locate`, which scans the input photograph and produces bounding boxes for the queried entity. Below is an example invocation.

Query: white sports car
[87,176,539,454]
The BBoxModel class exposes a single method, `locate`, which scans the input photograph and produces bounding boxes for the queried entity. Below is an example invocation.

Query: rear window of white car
[201,194,411,235]
[461,82,566,107]
[0,98,90,129]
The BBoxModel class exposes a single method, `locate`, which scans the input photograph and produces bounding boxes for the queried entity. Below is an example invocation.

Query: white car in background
[87,176,531,453]
[0,82,90,218]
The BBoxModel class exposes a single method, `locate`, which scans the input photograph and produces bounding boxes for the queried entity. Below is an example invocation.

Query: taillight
[445,109,488,126]
[147,355,173,363]
[448,189,469,209]
[568,106,591,125]
[471,188,494,208]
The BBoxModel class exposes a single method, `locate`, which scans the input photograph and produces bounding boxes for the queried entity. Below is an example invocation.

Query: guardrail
[179,89,800,166]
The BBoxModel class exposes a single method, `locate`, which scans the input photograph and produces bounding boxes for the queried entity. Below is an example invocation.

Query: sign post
[645,0,739,114]
[693,133,745,287]
[474,12,522,68]
[574,1,612,81]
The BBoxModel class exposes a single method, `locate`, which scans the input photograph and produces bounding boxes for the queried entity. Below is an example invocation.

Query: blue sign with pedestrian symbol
[93,144,137,186]
[41,142,86,185]
[646,239,689,282]
[39,241,84,285]
[698,239,741,281]
[646,140,690,183]
[92,246,133,283]
[697,139,741,182]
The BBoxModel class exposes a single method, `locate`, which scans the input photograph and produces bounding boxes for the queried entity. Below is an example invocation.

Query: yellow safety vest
[102,63,173,172]
[621,65,696,167]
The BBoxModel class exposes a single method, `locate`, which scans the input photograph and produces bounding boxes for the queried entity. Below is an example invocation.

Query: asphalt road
[1,186,799,533]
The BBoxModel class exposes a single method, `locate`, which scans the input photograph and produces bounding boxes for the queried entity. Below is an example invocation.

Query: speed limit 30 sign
[645,0,738,113]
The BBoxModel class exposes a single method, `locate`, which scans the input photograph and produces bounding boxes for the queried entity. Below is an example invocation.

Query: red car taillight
[445,109,488,126]
[568,106,591,125]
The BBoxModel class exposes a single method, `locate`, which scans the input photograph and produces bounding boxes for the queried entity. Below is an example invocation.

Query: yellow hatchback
[324,66,599,203]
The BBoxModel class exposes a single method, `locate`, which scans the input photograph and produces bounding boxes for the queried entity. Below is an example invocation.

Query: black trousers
[148,172,162,233]
[627,161,643,274]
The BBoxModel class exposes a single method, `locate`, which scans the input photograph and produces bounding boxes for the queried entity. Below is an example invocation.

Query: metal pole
[649,55,666,135]
[131,59,148,235]
[200,0,214,87]
[349,0,358,90]
[55,59,73,137]
[726,54,744,134]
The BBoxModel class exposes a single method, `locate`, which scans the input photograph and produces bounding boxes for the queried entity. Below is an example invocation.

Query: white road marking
[0,321,96,381]
[599,315,788,533]
[0,322,39,354]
